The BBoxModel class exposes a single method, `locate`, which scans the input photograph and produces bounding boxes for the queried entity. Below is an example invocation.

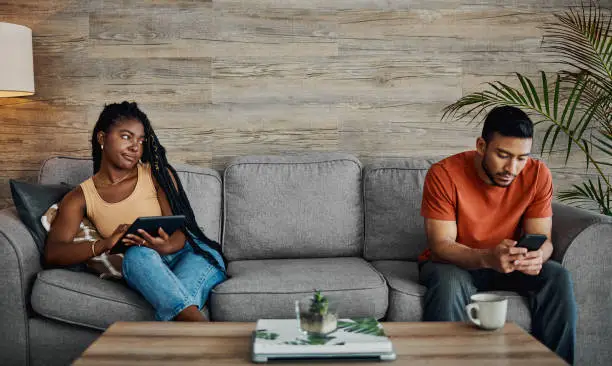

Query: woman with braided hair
[45,101,226,322]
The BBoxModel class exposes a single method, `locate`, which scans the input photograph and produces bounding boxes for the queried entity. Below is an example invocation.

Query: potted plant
[443,1,611,215]
[296,290,338,335]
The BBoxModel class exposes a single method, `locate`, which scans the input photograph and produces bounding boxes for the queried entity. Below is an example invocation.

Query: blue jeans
[419,260,576,365]
[122,237,227,321]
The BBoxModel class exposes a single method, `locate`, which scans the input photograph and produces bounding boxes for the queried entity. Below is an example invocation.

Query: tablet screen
[109,215,186,254]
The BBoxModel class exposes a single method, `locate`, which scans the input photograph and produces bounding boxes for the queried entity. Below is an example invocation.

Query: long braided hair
[91,101,226,272]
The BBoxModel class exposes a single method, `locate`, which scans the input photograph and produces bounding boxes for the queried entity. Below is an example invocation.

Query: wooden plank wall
[0,0,608,209]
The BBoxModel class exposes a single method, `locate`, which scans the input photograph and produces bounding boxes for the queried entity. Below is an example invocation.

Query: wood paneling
[0,0,607,209]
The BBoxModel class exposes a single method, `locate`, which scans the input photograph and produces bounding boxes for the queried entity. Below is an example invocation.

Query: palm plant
[442,1,611,215]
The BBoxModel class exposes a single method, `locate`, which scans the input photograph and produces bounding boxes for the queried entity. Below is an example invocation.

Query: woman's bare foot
[174,305,208,322]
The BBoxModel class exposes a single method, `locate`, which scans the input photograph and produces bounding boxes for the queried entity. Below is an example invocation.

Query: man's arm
[514,162,554,275]
[426,218,527,272]
[514,217,553,275]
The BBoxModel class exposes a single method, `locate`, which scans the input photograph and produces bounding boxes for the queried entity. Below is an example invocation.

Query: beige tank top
[80,163,162,238]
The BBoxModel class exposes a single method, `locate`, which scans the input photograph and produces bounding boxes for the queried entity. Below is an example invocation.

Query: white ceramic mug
[465,293,507,330]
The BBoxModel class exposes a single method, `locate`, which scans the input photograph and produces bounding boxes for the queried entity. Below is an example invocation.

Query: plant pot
[295,298,338,335]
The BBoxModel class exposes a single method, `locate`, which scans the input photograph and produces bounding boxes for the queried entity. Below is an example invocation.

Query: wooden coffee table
[73,321,566,365]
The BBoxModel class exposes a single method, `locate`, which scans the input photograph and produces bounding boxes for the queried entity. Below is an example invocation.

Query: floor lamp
[0,22,34,97]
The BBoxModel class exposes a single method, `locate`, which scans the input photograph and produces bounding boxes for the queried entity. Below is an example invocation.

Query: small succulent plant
[308,290,329,316]
[298,290,337,335]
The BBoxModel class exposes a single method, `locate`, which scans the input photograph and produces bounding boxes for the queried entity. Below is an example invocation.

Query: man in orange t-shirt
[419,106,576,364]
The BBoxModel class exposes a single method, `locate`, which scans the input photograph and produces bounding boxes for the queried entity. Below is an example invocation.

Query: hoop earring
[101,145,104,150]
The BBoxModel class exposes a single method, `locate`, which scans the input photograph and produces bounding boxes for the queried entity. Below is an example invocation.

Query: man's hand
[485,239,528,273]
[513,249,544,275]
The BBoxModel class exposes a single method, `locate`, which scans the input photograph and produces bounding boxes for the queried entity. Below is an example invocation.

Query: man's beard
[481,156,512,188]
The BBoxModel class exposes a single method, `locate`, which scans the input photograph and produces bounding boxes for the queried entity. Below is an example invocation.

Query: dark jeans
[419,260,576,365]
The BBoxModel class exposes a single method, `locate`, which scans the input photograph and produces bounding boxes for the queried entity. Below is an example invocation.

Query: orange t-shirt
[419,150,553,262]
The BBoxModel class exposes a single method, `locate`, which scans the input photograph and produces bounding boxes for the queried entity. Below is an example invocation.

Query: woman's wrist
[170,235,183,252]
[96,238,109,254]
[91,240,100,257]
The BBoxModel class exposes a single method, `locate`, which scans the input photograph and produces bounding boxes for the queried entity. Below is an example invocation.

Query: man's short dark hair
[481,106,533,143]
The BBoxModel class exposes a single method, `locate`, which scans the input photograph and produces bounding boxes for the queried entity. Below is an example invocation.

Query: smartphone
[109,215,186,254]
[516,234,547,251]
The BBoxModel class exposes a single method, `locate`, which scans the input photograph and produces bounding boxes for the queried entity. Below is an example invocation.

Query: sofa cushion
[364,158,445,261]
[39,157,93,187]
[371,260,532,330]
[31,269,154,330]
[38,157,222,242]
[9,180,72,253]
[222,153,363,260]
[210,257,388,321]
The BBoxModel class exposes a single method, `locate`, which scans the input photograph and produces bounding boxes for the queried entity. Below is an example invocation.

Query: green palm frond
[285,334,336,345]
[443,71,599,164]
[558,177,611,215]
[255,330,279,340]
[337,318,385,337]
[557,72,612,124]
[443,1,611,215]
[543,1,612,91]
[591,132,612,166]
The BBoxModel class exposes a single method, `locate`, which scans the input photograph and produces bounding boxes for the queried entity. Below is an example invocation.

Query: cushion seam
[362,166,368,260]
[33,313,106,332]
[175,169,222,185]
[35,275,150,309]
[386,282,424,297]
[225,157,362,172]
[212,285,387,295]
[365,167,431,174]
[363,260,388,287]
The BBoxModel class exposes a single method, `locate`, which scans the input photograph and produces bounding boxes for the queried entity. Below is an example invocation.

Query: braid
[92,102,226,271]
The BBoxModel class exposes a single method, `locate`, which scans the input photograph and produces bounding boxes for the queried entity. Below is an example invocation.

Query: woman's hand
[122,227,182,255]
[99,224,130,252]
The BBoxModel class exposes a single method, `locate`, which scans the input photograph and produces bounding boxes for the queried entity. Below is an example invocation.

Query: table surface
[73,321,566,365]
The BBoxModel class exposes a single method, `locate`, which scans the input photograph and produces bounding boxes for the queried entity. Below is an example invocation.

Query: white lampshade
[0,22,34,97]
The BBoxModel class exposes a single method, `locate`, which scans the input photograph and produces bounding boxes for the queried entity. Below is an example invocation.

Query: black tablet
[109,215,186,254]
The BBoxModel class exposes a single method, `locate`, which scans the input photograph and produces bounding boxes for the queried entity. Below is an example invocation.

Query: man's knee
[424,263,473,289]
[421,263,476,302]
[540,261,573,291]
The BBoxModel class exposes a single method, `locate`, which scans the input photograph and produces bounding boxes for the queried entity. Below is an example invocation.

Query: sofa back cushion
[38,157,223,242]
[222,153,363,260]
[363,157,443,261]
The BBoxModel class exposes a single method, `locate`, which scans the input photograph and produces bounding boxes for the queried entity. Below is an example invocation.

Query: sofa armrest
[550,202,610,262]
[551,202,612,365]
[0,207,43,366]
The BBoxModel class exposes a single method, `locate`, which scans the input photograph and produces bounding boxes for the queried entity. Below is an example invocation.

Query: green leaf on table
[337,318,385,337]
[254,330,279,340]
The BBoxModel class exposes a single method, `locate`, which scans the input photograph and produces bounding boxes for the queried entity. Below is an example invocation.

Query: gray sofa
[1,153,610,366]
